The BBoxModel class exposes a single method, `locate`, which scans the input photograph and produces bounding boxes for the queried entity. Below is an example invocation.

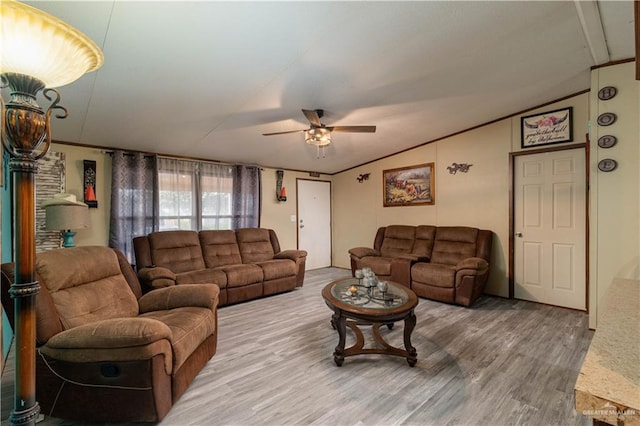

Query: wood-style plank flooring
[1,267,594,425]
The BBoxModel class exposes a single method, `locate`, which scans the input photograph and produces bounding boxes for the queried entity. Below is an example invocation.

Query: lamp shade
[0,0,104,88]
[305,128,332,147]
[45,204,90,231]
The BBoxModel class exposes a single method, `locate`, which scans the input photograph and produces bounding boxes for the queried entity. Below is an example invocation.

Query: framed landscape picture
[521,107,573,148]
[383,163,435,207]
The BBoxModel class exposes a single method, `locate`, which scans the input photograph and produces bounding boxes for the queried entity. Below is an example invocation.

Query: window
[157,157,259,231]
[200,172,233,230]
[158,159,197,230]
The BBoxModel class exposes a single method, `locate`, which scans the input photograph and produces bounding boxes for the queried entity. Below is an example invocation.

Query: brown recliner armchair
[1,246,219,422]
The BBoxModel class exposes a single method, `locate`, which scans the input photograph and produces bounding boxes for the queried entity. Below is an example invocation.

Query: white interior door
[514,148,586,310]
[297,179,331,270]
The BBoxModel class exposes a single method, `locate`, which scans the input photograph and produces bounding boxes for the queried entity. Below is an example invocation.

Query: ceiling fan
[262,109,376,157]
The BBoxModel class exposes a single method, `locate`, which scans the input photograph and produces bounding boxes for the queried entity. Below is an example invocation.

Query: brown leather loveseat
[134,228,307,306]
[1,246,218,422]
[349,225,492,307]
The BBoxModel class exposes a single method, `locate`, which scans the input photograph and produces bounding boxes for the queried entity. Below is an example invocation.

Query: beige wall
[588,61,639,328]
[333,92,589,298]
[50,143,112,247]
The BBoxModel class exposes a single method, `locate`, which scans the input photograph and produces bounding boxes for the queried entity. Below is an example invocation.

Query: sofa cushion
[175,268,228,288]
[255,259,297,281]
[431,227,479,265]
[413,225,436,258]
[36,247,139,329]
[411,263,456,288]
[140,307,215,372]
[236,228,275,263]
[379,225,416,257]
[199,230,242,268]
[220,264,264,287]
[148,231,206,273]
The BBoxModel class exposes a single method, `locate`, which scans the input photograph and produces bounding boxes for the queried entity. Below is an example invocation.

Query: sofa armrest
[455,257,489,273]
[389,257,414,287]
[138,284,219,313]
[274,249,308,262]
[348,247,379,259]
[40,318,174,374]
[138,266,177,290]
[45,317,172,349]
[454,257,490,307]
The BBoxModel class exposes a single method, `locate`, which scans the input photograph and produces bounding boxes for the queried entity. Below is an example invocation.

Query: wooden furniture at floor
[574,278,640,425]
[322,277,419,367]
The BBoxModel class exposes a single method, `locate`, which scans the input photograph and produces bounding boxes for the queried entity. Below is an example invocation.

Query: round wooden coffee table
[322,277,418,367]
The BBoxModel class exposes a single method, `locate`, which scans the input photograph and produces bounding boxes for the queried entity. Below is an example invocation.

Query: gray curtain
[109,151,158,263]
[232,165,261,229]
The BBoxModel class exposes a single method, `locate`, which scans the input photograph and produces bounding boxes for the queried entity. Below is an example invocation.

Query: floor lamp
[0,1,103,425]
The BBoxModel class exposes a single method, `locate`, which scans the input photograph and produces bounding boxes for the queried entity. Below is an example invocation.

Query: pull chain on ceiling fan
[263,109,376,158]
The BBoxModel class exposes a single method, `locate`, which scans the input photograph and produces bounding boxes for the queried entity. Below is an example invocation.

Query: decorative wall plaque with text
[597,112,617,126]
[598,159,617,172]
[597,86,617,101]
[521,107,573,148]
[597,135,617,149]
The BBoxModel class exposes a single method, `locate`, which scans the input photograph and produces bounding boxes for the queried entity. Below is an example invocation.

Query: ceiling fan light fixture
[305,127,331,147]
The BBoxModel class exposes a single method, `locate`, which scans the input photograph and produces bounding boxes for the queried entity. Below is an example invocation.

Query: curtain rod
[101,150,154,159]
[101,149,264,170]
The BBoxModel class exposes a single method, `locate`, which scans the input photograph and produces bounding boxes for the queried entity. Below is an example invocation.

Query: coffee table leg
[332,311,346,366]
[404,310,417,367]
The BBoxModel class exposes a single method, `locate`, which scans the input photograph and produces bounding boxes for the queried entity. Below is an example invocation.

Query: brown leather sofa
[133,228,307,306]
[349,225,492,307]
[0,246,218,422]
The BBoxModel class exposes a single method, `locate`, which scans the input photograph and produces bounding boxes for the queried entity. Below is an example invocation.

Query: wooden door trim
[296,178,332,266]
[508,142,588,311]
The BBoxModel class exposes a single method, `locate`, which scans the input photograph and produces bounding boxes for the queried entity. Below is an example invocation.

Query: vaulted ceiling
[15,1,637,174]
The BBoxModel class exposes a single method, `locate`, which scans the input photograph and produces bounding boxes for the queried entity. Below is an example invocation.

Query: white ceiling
[16,1,637,174]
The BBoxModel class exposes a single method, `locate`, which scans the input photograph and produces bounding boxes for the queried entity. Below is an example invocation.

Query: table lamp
[43,193,90,248]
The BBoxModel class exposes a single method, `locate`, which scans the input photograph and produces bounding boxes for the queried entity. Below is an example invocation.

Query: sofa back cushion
[379,225,416,257]
[413,225,437,258]
[431,227,479,265]
[199,230,242,268]
[236,228,275,263]
[36,246,139,330]
[148,230,205,273]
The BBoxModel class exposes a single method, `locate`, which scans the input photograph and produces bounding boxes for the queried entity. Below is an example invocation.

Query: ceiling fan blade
[262,129,307,136]
[302,109,322,127]
[328,125,376,133]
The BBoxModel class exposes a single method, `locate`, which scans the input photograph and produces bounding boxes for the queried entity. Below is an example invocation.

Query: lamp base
[60,230,76,248]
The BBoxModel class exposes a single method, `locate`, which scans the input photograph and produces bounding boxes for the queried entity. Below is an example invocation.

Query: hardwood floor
[1,267,593,426]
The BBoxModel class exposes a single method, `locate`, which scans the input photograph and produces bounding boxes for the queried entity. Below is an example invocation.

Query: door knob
[515,232,523,238]
[300,224,305,229]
